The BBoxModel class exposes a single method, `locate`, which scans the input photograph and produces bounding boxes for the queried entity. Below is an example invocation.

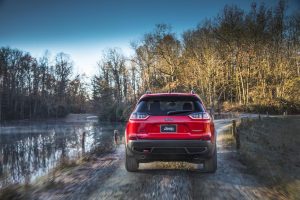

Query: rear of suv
[125,92,217,172]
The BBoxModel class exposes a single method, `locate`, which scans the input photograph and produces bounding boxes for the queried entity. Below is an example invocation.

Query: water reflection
[0,121,125,188]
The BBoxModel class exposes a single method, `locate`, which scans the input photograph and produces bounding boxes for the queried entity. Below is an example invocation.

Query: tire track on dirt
[87,120,230,200]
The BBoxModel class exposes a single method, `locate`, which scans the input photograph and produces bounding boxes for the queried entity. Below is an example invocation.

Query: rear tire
[125,148,139,172]
[204,146,217,173]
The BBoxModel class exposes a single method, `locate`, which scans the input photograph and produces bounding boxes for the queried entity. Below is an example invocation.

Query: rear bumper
[126,139,215,163]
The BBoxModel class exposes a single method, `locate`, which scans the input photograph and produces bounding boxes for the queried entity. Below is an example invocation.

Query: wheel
[125,148,139,172]
[204,146,217,173]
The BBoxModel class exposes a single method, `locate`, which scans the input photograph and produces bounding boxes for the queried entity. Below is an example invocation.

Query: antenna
[190,90,195,94]
[146,90,151,94]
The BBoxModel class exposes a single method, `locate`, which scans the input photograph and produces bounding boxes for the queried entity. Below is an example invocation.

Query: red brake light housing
[189,112,210,120]
[129,112,149,120]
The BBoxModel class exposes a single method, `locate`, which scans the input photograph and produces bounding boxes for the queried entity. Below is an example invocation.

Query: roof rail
[190,90,195,94]
[145,90,151,94]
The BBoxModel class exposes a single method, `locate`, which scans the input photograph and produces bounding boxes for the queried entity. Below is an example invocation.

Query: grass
[223,100,300,114]
[42,179,65,190]
[0,184,31,200]
[56,158,78,172]
[237,116,300,200]
[218,128,236,148]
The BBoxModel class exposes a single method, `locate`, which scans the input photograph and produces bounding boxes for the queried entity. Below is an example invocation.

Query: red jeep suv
[125,92,217,172]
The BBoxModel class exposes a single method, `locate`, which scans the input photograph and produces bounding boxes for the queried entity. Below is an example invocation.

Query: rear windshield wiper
[167,110,193,115]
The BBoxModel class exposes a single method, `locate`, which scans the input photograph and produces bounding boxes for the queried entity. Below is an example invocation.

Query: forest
[0,50,88,121]
[0,1,299,121]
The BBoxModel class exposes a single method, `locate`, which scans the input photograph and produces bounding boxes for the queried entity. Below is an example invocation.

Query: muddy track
[86,119,286,200]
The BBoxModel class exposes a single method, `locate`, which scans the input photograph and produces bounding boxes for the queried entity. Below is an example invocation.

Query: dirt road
[85,119,285,200]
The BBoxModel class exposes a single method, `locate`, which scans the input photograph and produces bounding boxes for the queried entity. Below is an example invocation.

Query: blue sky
[0,0,299,77]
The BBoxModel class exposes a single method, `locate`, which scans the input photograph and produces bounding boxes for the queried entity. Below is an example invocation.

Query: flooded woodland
[0,118,125,188]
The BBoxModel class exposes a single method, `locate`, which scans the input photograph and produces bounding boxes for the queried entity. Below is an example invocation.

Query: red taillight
[201,135,211,140]
[128,134,138,140]
[189,112,210,120]
[129,112,149,120]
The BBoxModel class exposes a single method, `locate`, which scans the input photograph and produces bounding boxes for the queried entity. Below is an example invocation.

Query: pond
[0,120,125,188]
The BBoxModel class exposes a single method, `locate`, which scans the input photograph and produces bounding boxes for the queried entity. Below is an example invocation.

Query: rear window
[135,96,204,116]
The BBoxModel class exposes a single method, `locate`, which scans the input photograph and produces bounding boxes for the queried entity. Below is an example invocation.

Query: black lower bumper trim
[126,140,215,163]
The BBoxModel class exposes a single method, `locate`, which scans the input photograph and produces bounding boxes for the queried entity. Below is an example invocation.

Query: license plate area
[160,124,177,133]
